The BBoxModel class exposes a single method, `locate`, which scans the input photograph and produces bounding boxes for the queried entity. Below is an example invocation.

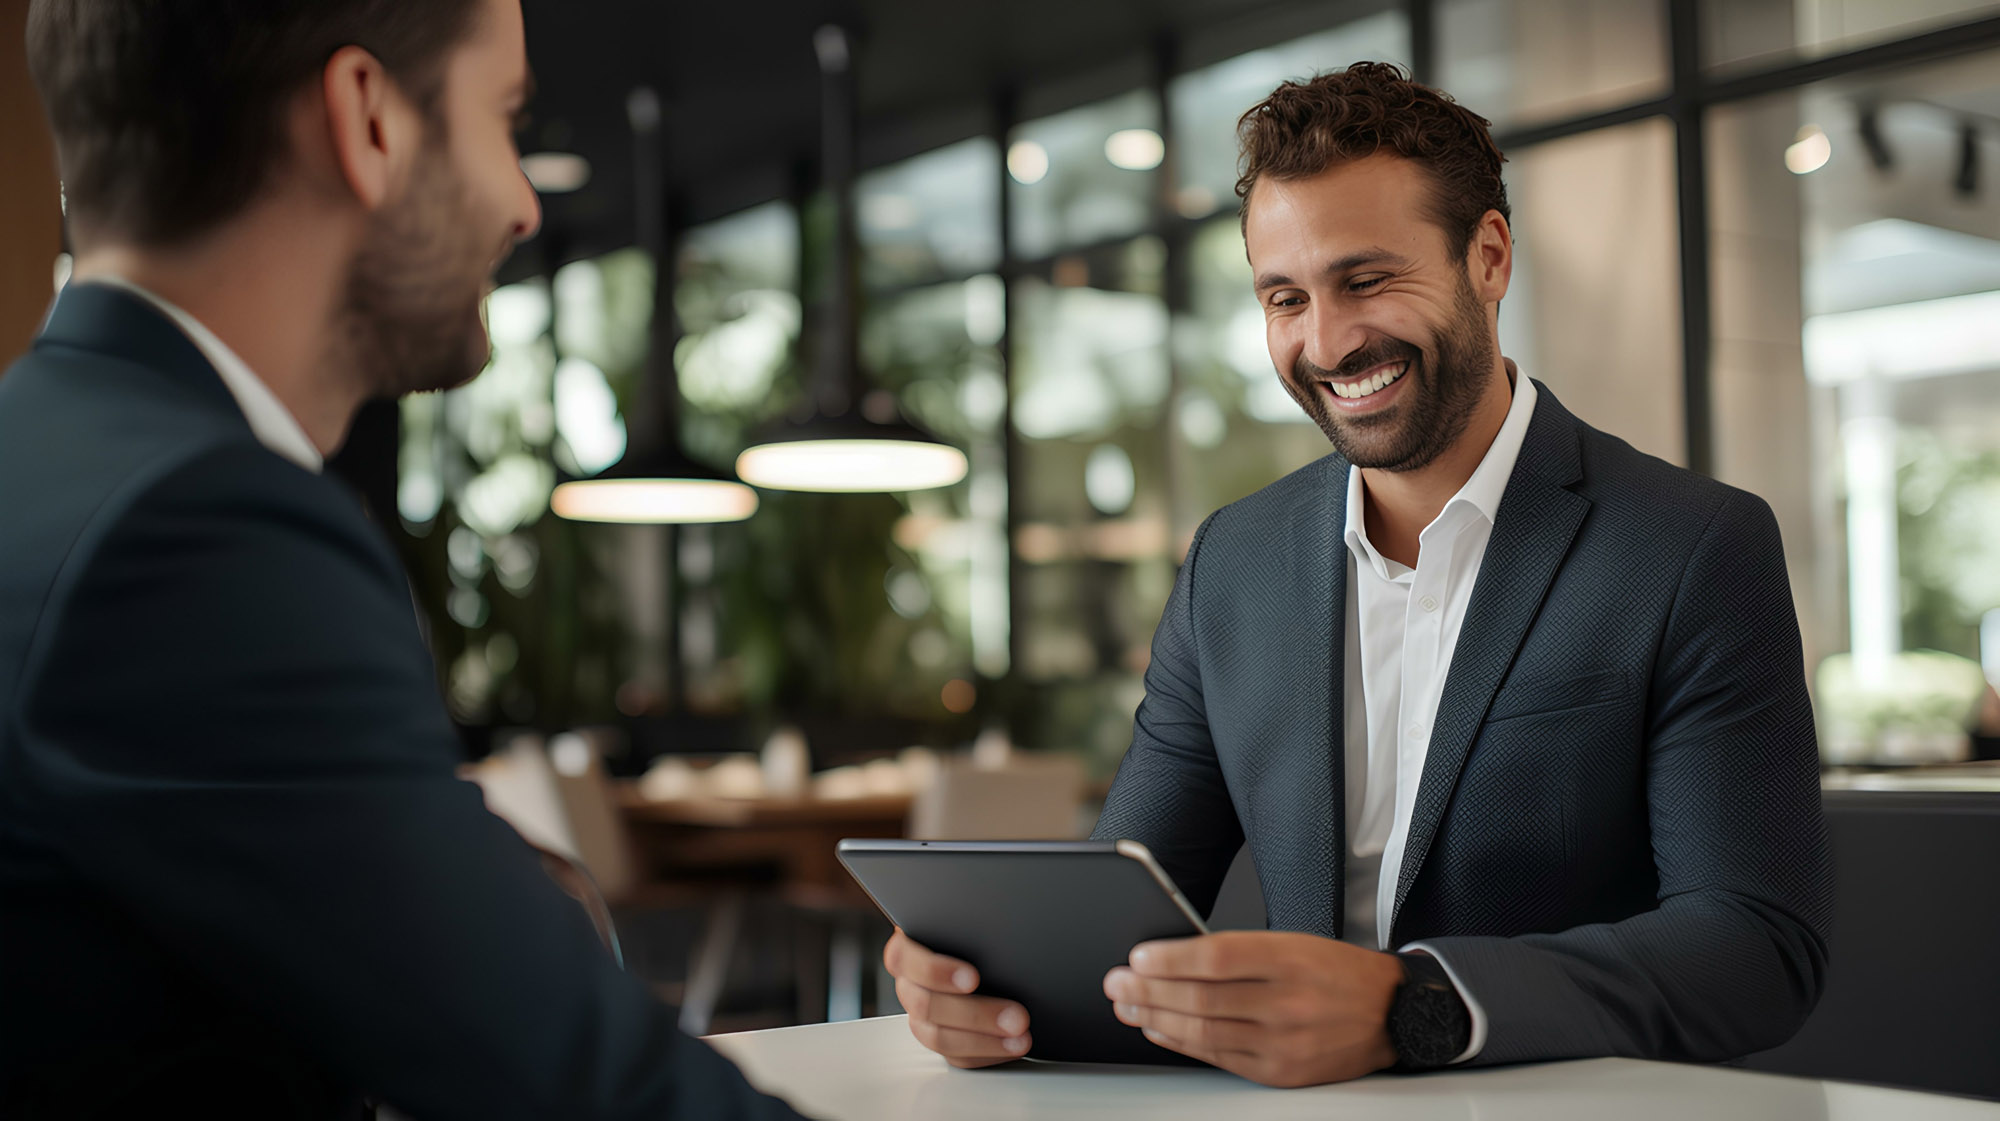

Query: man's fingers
[899,982,1028,1037]
[1113,1003,1261,1054]
[885,928,980,993]
[1102,969,1272,1021]
[1128,932,1276,981]
[908,1015,1033,1061]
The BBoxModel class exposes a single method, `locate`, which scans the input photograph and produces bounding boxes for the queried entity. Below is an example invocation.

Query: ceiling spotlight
[521,151,592,193]
[1008,140,1050,185]
[1105,128,1165,171]
[1785,125,1832,175]
[1955,121,1979,198]
[1856,105,1893,172]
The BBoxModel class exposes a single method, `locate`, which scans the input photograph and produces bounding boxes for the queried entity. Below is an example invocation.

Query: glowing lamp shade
[736,438,967,493]
[551,477,758,524]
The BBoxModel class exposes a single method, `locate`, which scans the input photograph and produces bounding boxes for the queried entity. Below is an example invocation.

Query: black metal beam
[1668,0,1713,475]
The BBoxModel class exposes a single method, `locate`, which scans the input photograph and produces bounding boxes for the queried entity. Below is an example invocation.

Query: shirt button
[1420,595,1439,613]
[1407,724,1424,740]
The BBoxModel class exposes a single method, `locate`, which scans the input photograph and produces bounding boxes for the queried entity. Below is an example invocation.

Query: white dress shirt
[81,276,323,473]
[1339,365,1537,1063]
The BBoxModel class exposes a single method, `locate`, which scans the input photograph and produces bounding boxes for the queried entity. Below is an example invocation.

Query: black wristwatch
[1385,952,1472,1071]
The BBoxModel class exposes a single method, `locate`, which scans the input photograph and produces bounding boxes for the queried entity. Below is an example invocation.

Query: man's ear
[1466,209,1513,306]
[317,45,420,211]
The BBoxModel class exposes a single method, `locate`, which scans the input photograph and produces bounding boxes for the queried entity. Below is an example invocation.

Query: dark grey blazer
[0,285,806,1119]
[1093,382,1834,1066]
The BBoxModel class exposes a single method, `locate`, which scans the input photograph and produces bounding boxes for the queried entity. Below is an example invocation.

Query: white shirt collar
[82,276,324,473]
[1344,362,1538,574]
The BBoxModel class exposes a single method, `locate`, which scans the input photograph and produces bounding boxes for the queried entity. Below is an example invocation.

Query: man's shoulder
[1568,415,1775,542]
[1198,453,1344,545]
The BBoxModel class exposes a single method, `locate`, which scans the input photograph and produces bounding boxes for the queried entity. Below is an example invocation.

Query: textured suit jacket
[0,285,807,1119]
[1093,382,1834,1065]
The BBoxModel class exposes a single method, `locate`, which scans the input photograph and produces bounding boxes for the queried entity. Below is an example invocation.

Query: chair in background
[906,753,1089,841]
[466,732,761,1034]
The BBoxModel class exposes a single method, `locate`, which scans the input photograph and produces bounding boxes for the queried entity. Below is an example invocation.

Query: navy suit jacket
[0,286,807,1119]
[1094,382,1834,1065]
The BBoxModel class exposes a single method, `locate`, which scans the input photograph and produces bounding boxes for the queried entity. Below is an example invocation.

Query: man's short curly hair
[1236,61,1510,258]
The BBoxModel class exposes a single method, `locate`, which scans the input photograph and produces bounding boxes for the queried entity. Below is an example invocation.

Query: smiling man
[0,1,806,1117]
[885,62,1833,1086]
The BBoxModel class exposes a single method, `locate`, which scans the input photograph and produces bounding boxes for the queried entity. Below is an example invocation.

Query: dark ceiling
[513,0,1384,270]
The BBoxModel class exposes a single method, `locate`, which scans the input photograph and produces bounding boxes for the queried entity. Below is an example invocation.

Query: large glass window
[1008,90,1162,260]
[1437,0,1670,129]
[1498,117,1686,466]
[858,138,1002,291]
[1169,12,1413,221]
[1709,48,2000,764]
[1705,0,2000,72]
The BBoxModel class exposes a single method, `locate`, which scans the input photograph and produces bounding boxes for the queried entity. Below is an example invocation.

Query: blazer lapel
[1387,385,1591,938]
[1247,455,1348,940]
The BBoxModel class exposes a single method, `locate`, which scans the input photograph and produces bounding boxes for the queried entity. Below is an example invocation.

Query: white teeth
[1328,362,1406,400]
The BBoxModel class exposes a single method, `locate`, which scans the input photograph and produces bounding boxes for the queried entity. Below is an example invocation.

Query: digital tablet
[836,838,1210,1065]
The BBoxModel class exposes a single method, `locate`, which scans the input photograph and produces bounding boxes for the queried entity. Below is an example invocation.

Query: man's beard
[1284,274,1496,473]
[339,147,503,400]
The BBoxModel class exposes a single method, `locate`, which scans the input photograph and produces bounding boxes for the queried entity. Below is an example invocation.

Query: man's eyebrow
[1254,248,1407,292]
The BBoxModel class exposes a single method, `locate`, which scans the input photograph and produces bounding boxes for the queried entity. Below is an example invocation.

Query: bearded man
[885,62,1833,1087]
[0,2,807,1117]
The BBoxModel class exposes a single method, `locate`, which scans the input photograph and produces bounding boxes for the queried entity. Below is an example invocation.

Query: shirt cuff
[1398,941,1488,1064]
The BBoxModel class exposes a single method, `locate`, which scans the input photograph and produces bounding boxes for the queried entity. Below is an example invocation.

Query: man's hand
[1103,931,1404,1088]
[883,927,1032,1068]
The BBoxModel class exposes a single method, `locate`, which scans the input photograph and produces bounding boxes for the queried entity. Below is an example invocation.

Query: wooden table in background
[615,784,914,1031]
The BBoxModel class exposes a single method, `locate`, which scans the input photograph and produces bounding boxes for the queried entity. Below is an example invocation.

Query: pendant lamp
[552,87,760,524]
[732,25,969,494]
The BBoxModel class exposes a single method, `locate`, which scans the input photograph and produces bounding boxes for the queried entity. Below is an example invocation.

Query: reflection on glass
[1708,48,2000,764]
[1705,0,2000,71]
[1171,216,1335,533]
[675,201,803,466]
[865,279,1010,678]
[1498,117,1684,465]
[1436,0,1668,129]
[858,137,1002,291]
[1170,13,1413,220]
[1009,242,1177,767]
[1010,91,1161,259]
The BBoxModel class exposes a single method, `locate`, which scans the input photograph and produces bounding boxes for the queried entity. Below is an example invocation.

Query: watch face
[1389,956,1472,1070]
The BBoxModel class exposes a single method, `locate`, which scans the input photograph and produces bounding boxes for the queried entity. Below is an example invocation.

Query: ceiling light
[1785,125,1831,175]
[735,25,967,495]
[521,151,592,193]
[737,433,967,493]
[554,85,759,526]
[1007,140,1050,184]
[552,476,758,524]
[1105,128,1165,171]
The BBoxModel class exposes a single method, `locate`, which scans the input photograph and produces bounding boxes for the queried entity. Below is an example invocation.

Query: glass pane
[863,278,1011,680]
[673,200,802,466]
[1708,48,2000,765]
[1008,239,1173,769]
[1169,12,1413,221]
[858,137,1002,291]
[1498,118,1685,466]
[1436,0,1669,129]
[397,252,659,729]
[1009,90,1161,260]
[1170,214,1338,535]
[1705,0,2000,72]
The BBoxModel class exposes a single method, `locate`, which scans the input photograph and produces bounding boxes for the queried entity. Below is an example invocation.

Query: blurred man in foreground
[886,62,1832,1087]
[0,1,806,1116]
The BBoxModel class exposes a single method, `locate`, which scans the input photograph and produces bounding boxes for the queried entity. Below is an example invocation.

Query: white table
[710,1015,2000,1121]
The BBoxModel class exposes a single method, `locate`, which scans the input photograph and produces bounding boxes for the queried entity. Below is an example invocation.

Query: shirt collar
[81,276,324,473]
[1343,361,1539,574]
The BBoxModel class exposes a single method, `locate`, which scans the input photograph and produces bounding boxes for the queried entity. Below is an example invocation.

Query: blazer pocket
[1485,667,1635,723]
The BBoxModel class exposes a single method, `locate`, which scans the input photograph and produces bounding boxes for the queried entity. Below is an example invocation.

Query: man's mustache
[1294,338,1422,383]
